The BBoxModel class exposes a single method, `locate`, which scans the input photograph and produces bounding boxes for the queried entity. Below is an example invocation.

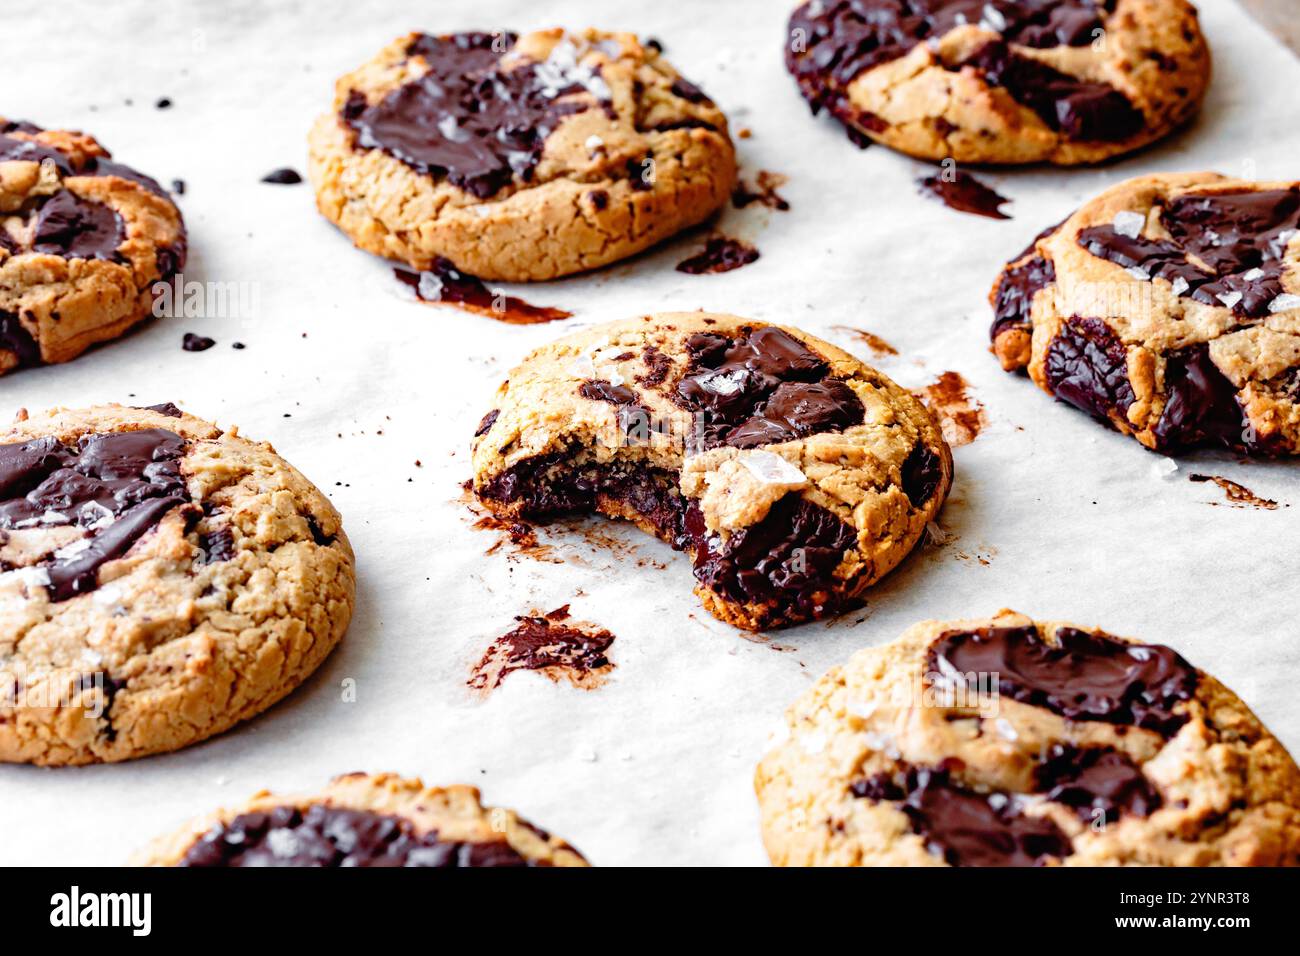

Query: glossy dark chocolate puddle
[395,260,572,324]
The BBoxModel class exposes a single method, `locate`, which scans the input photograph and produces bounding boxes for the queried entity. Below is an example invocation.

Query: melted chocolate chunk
[579,379,655,440]
[669,75,713,104]
[685,493,860,620]
[0,310,41,369]
[959,40,1143,141]
[1078,188,1300,320]
[1152,343,1253,453]
[786,1,1113,143]
[1044,317,1135,423]
[1037,744,1160,823]
[395,261,572,324]
[345,31,604,199]
[918,170,1010,219]
[260,167,302,184]
[139,402,183,418]
[674,326,864,451]
[83,156,169,198]
[900,441,942,507]
[851,766,1071,867]
[637,345,672,387]
[31,190,123,261]
[929,625,1198,736]
[470,609,615,691]
[990,253,1055,341]
[0,131,73,171]
[0,429,191,600]
[0,126,174,203]
[198,527,235,564]
[181,804,537,867]
[675,236,760,274]
[182,333,215,352]
[474,409,500,437]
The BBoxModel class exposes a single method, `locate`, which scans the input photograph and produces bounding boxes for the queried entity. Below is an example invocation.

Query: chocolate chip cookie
[471,313,953,631]
[756,610,1300,866]
[0,119,186,374]
[0,404,354,765]
[785,0,1210,164]
[991,173,1300,455]
[309,29,736,281]
[134,773,588,867]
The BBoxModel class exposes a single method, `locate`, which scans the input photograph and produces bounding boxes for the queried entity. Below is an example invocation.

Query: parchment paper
[2,0,1297,866]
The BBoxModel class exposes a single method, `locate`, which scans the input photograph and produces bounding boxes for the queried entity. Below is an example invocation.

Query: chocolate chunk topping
[31,190,123,261]
[1078,188,1300,319]
[139,402,183,418]
[786,1,1113,143]
[0,311,41,369]
[900,441,942,507]
[918,170,1010,219]
[180,804,537,867]
[851,766,1071,867]
[685,493,859,620]
[470,608,615,691]
[0,429,191,600]
[474,409,500,437]
[83,156,169,198]
[990,253,1055,340]
[344,31,605,199]
[1044,317,1135,424]
[0,131,73,172]
[182,333,215,352]
[579,379,655,440]
[260,167,302,184]
[669,75,713,104]
[395,261,572,324]
[0,126,174,202]
[958,40,1143,142]
[1036,744,1160,823]
[675,236,760,274]
[637,345,672,387]
[929,625,1198,736]
[674,326,864,451]
[199,527,235,564]
[1152,343,1253,453]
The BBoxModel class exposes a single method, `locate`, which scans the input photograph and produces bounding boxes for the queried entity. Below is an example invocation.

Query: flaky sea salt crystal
[740,450,806,486]
[995,718,1018,741]
[93,586,122,606]
[980,3,1008,31]
[267,828,301,858]
[703,368,746,396]
[1170,276,1190,296]
[1268,293,1300,313]
[606,369,624,386]
[1112,210,1145,238]
[5,566,52,588]
[1149,456,1178,479]
[54,538,92,560]
[569,353,596,378]
[437,115,468,143]
[584,134,604,150]
[1126,266,1151,281]
[1242,267,1265,281]
[1217,290,1243,309]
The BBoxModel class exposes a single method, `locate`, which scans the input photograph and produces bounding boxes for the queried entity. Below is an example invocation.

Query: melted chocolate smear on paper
[675,236,760,274]
[918,370,986,446]
[470,606,616,692]
[1189,474,1280,510]
[918,170,1011,219]
[732,170,790,211]
[395,261,572,324]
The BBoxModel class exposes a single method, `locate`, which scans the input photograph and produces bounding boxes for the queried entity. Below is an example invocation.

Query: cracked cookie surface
[0,119,185,374]
[0,404,354,765]
[991,173,1300,455]
[755,609,1300,866]
[784,0,1209,165]
[309,28,736,282]
[134,772,588,866]
[470,312,952,631]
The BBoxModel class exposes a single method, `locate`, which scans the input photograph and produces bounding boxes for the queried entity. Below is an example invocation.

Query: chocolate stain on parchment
[832,325,898,357]
[1189,474,1280,510]
[459,482,561,563]
[469,606,616,693]
[917,371,987,446]
[396,260,572,324]
[732,170,790,211]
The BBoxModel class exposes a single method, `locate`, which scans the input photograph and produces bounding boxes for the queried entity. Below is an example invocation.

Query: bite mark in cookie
[310,29,736,281]
[471,313,951,630]
[784,0,1210,165]
[989,174,1300,455]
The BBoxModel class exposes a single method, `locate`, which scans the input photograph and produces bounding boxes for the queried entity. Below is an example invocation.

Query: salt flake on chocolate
[740,450,806,486]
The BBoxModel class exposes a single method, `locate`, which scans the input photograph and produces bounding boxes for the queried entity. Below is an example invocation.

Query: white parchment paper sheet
[1,0,1297,866]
